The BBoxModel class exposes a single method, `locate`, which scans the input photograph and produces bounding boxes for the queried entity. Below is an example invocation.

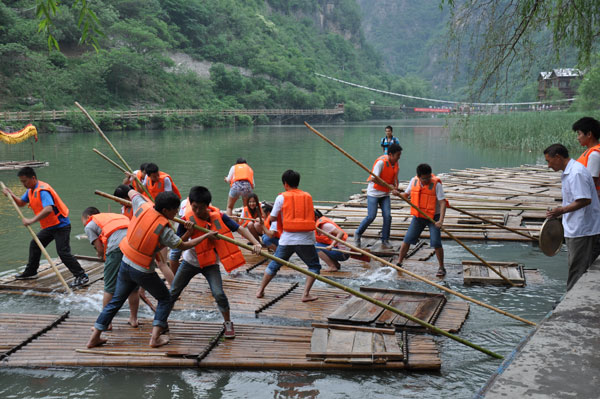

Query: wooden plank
[382,333,403,357]
[310,328,328,354]
[349,292,393,324]
[326,329,356,354]
[350,331,373,364]
[311,323,395,334]
[327,296,364,322]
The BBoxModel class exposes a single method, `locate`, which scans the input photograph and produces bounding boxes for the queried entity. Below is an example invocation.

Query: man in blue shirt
[2,167,88,286]
[380,125,400,154]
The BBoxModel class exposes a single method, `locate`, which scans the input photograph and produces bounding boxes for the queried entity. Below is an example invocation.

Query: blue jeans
[170,261,229,314]
[403,214,442,248]
[355,195,391,242]
[266,244,321,276]
[262,234,279,248]
[315,242,350,262]
[94,261,172,331]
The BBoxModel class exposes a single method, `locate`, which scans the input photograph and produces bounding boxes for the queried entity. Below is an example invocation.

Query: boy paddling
[87,190,212,349]
[256,170,322,302]
[2,167,88,286]
[170,186,262,338]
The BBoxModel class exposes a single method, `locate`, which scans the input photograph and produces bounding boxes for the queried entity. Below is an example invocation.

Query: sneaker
[15,270,38,280]
[381,240,393,250]
[353,233,362,248]
[69,273,89,288]
[223,321,236,339]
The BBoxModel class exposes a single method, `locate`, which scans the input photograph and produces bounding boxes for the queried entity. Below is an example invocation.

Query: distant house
[538,68,583,101]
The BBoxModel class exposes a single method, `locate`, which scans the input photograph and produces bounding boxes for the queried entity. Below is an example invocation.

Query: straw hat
[539,218,564,256]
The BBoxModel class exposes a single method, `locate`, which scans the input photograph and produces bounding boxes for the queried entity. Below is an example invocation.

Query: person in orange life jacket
[114,184,134,220]
[224,158,255,216]
[395,163,448,277]
[123,162,148,194]
[256,170,322,302]
[260,202,280,252]
[86,191,212,349]
[141,162,181,200]
[170,186,262,339]
[380,125,400,155]
[239,193,265,243]
[82,207,140,328]
[2,167,88,285]
[573,117,600,200]
[314,209,350,272]
[354,143,402,250]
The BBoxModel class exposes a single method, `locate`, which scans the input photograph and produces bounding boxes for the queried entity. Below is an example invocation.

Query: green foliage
[574,54,600,111]
[344,101,371,121]
[236,114,253,126]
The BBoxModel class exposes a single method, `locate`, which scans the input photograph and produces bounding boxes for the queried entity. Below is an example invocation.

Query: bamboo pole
[93,148,128,175]
[0,182,72,294]
[75,102,153,201]
[95,190,503,359]
[448,204,536,241]
[317,227,535,326]
[304,121,516,287]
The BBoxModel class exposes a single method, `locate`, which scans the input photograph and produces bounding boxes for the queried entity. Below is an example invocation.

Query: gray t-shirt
[84,219,127,255]
[122,195,182,273]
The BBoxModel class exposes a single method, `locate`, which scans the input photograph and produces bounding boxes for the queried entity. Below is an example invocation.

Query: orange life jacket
[122,206,133,220]
[133,170,145,192]
[230,163,254,188]
[577,144,600,190]
[367,155,398,192]
[85,213,130,258]
[410,175,444,219]
[264,213,280,239]
[119,202,169,269]
[28,181,70,229]
[183,206,245,272]
[241,205,263,227]
[315,216,348,245]
[146,171,181,199]
[277,189,315,234]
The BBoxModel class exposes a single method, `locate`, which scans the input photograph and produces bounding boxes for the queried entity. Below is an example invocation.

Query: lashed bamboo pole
[75,102,153,201]
[447,204,536,241]
[93,148,128,175]
[304,121,516,287]
[317,227,535,326]
[95,190,503,359]
[0,182,72,294]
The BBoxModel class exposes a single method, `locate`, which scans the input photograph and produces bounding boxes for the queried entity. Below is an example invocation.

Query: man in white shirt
[545,143,600,291]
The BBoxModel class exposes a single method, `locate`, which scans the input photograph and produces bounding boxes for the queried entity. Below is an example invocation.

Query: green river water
[0,120,567,398]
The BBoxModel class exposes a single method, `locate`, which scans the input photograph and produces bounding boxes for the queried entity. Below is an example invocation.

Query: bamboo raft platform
[0,160,48,171]
[0,314,440,370]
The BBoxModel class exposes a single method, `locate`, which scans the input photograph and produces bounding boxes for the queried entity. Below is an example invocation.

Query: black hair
[281,169,300,187]
[154,191,180,213]
[544,143,569,158]
[113,184,130,199]
[140,163,149,173]
[388,143,402,155]
[145,163,159,175]
[385,125,393,132]
[236,158,247,164]
[246,193,261,218]
[314,209,323,219]
[261,201,273,214]
[416,163,432,176]
[17,167,36,178]
[82,207,100,219]
[188,186,212,206]
[572,117,600,140]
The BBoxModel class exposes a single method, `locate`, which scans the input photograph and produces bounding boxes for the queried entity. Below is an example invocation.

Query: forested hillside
[0,0,434,126]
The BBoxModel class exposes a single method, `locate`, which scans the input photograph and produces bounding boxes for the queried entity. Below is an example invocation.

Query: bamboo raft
[0,314,440,370]
[0,160,48,171]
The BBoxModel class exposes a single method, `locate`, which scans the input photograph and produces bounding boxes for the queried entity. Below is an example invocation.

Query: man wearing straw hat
[2,167,88,286]
[544,143,600,291]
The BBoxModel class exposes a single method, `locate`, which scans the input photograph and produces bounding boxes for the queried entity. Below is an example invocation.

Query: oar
[304,121,516,287]
[1,181,72,294]
[447,204,536,241]
[95,190,503,360]
[314,245,361,256]
[75,102,153,201]
[317,227,536,326]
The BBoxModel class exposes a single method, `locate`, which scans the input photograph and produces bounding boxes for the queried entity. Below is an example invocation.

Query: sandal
[436,268,447,277]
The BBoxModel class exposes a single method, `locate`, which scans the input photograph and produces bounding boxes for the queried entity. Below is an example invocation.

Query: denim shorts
[228,180,253,198]
[315,242,350,262]
[262,234,279,248]
[403,214,442,248]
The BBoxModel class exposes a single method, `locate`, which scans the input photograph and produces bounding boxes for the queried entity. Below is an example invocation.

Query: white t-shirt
[366,159,397,197]
[404,177,446,215]
[561,159,600,237]
[226,165,255,186]
[84,220,127,255]
[586,151,600,178]
[271,194,315,245]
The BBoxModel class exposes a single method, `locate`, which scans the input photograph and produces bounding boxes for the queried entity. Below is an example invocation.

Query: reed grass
[450,110,600,153]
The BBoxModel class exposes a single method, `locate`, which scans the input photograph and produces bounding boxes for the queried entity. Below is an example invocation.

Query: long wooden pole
[448,204,536,241]
[93,148,128,175]
[1,182,72,294]
[317,227,535,326]
[75,102,153,201]
[95,190,503,359]
[304,122,516,287]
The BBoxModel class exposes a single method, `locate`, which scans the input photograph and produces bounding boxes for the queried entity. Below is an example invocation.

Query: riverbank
[478,259,600,398]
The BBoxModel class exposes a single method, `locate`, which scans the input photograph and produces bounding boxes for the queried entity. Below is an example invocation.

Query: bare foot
[150,334,169,348]
[324,268,339,272]
[86,331,107,348]
[90,324,112,332]
[301,295,318,302]
[127,319,139,328]
[256,290,264,298]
